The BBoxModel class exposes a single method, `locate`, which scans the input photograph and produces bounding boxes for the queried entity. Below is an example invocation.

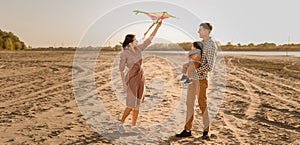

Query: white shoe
[131,126,144,134]
[117,123,125,134]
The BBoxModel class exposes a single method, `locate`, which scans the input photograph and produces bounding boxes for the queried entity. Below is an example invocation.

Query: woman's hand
[141,96,145,103]
[123,84,127,92]
[149,19,162,41]
[157,19,162,27]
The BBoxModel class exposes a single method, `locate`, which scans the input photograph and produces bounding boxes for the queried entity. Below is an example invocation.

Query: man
[176,22,217,139]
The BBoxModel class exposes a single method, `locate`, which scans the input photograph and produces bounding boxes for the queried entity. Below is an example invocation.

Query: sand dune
[0,51,299,144]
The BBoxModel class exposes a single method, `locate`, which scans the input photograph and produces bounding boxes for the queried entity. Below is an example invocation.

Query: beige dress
[119,39,151,108]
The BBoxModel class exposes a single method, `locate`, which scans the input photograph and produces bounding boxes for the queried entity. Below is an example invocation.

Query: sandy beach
[0,51,299,144]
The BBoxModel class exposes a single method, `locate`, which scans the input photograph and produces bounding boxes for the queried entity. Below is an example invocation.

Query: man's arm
[195,44,216,73]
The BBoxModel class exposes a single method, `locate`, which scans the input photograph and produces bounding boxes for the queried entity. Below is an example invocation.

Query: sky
[1,0,299,47]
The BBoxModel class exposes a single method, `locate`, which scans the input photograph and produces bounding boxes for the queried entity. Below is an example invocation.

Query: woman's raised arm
[148,20,162,41]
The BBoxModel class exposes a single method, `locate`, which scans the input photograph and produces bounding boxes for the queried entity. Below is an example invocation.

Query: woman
[118,20,162,133]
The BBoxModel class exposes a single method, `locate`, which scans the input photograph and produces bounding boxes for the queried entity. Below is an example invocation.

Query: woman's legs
[120,107,139,126]
[132,79,144,126]
[132,107,139,126]
[132,107,143,133]
[122,78,144,126]
[120,107,132,123]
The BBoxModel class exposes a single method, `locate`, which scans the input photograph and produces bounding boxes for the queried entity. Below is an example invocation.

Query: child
[180,41,203,84]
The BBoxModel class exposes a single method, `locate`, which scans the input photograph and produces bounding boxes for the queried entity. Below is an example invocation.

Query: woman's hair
[193,41,203,56]
[121,34,135,49]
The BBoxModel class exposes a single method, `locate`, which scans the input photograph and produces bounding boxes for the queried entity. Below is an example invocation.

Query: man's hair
[200,22,213,32]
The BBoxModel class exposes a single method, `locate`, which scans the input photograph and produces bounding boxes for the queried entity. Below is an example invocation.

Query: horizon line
[29,41,300,48]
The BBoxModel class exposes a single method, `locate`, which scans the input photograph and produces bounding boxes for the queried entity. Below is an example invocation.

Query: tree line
[221,41,300,51]
[0,29,26,50]
[35,42,300,51]
[99,42,300,51]
[26,41,300,51]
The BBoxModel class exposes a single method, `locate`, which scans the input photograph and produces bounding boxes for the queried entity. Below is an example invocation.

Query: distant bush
[0,29,26,50]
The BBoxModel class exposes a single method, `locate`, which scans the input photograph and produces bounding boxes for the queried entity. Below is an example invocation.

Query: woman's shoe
[117,123,125,134]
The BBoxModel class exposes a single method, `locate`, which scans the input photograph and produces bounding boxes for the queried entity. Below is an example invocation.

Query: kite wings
[133,10,176,39]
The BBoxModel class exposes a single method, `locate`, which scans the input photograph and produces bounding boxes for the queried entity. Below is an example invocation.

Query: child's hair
[121,34,135,49]
[193,41,203,57]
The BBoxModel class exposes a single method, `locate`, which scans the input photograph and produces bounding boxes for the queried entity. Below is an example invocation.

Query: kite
[133,10,176,39]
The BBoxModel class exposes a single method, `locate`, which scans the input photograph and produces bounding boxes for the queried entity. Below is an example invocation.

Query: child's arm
[189,54,200,62]
[189,54,201,68]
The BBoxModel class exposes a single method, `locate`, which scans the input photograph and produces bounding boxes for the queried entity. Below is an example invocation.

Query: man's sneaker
[175,130,192,137]
[117,123,125,134]
[131,126,144,134]
[184,78,192,85]
[201,131,209,140]
[180,74,188,81]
